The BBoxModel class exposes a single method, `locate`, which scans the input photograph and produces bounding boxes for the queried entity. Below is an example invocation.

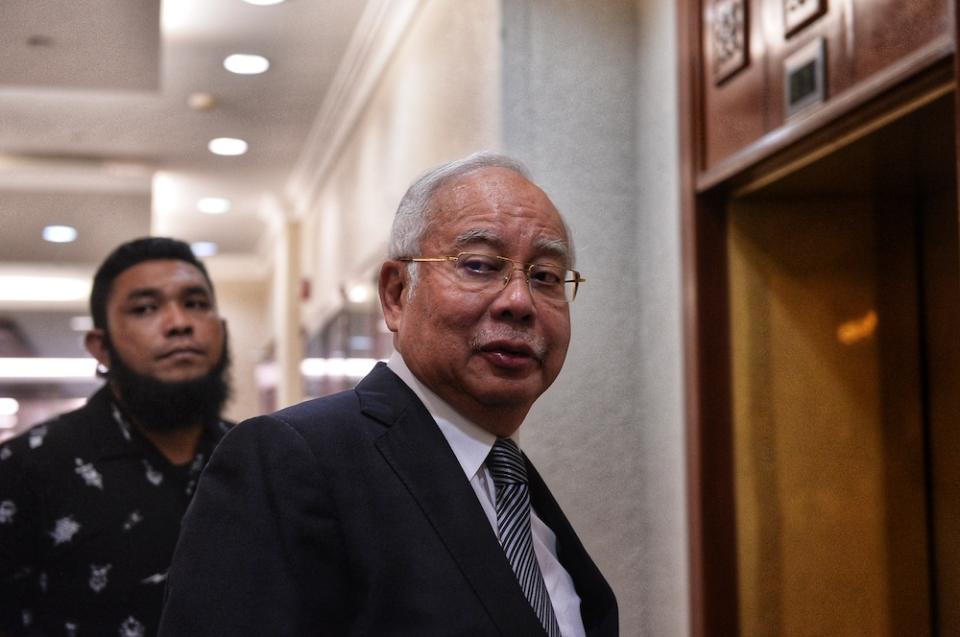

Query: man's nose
[491,268,536,322]
[163,303,193,335]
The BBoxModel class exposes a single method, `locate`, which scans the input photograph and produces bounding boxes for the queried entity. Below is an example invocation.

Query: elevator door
[727,92,959,637]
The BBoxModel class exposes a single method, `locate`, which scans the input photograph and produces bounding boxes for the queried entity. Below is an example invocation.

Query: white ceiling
[0,0,370,356]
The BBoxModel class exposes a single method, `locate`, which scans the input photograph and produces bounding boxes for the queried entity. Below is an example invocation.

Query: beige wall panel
[214,278,270,423]
[302,0,501,330]
[502,0,687,634]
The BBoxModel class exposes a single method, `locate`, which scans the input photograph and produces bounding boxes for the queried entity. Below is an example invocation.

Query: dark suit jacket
[158,363,617,636]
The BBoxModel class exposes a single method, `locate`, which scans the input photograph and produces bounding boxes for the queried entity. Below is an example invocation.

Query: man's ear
[84,329,110,369]
[378,261,407,334]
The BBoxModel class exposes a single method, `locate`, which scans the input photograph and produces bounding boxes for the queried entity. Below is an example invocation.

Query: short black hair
[90,237,214,330]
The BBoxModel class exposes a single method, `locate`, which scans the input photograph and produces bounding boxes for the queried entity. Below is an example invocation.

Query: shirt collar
[387,351,520,482]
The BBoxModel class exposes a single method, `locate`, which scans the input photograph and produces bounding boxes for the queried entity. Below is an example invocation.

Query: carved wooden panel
[699,0,949,173]
[710,0,749,84]
[700,0,764,168]
[701,0,766,169]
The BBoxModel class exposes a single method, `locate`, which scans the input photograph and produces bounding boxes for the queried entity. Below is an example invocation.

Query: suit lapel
[357,365,547,636]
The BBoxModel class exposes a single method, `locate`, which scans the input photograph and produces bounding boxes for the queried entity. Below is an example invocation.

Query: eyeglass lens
[452,253,577,302]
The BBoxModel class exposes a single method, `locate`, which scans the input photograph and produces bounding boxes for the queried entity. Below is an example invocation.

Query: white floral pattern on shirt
[0,499,15,524]
[119,615,145,637]
[75,458,104,489]
[142,460,163,486]
[0,388,230,636]
[89,564,112,593]
[49,516,81,545]
[28,426,47,449]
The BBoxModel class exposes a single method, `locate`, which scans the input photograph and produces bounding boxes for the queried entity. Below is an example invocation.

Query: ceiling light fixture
[224,54,270,75]
[42,225,78,243]
[191,242,219,257]
[0,358,97,381]
[0,275,90,302]
[242,0,286,5]
[0,397,19,417]
[208,137,248,156]
[151,172,180,218]
[197,197,232,214]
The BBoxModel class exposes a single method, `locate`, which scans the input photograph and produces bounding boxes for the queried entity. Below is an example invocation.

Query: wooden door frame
[677,2,739,634]
[676,2,959,635]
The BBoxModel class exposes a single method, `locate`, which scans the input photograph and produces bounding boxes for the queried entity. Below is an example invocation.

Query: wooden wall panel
[851,0,952,85]
[699,0,952,176]
[702,0,767,168]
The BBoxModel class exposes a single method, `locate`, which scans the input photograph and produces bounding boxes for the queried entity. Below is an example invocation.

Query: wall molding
[284,0,424,217]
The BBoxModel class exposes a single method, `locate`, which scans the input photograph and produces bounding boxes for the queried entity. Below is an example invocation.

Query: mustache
[470,327,548,360]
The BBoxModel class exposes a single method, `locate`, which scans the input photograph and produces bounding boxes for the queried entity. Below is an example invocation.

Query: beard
[105,338,232,432]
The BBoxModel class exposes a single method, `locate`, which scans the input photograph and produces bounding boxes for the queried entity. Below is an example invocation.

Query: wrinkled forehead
[450,227,570,263]
[426,167,572,260]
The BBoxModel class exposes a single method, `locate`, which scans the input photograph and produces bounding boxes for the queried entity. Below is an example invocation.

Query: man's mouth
[478,340,537,358]
[475,339,545,370]
[157,346,204,360]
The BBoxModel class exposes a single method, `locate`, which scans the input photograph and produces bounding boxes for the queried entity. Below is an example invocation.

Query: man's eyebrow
[123,286,211,301]
[535,238,569,262]
[124,288,161,302]
[453,230,570,262]
[454,228,503,248]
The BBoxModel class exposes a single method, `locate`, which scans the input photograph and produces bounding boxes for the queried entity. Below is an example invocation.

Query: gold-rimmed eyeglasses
[397,252,585,303]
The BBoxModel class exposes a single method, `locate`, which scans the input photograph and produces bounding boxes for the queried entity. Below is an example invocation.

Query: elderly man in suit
[159,151,618,636]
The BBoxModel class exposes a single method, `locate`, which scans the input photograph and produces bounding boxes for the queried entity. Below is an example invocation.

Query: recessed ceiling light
[242,0,286,5]
[208,137,248,156]
[191,241,219,257]
[0,397,19,417]
[224,53,270,75]
[42,225,78,243]
[197,197,232,214]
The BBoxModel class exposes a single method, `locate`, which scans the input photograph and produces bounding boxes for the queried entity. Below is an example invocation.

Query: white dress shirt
[388,352,586,637]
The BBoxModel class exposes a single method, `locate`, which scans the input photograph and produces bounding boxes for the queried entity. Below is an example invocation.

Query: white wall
[501,0,687,634]
[299,0,502,332]
[214,278,270,422]
[633,1,688,635]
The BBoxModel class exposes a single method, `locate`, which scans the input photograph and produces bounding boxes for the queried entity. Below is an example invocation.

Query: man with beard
[0,237,231,637]
[160,152,618,636]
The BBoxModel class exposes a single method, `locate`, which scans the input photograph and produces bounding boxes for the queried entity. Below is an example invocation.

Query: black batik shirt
[0,386,229,637]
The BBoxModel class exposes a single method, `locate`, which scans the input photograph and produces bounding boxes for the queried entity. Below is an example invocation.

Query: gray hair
[388,151,575,292]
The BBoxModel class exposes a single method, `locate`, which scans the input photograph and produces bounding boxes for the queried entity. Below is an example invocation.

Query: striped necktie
[487,437,562,637]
